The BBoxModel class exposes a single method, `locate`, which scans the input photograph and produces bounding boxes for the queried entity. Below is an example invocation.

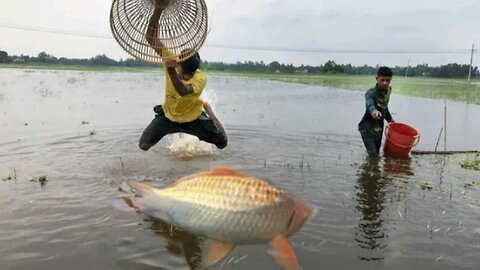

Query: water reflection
[148,217,203,270]
[354,157,413,261]
[383,157,414,178]
[354,157,387,261]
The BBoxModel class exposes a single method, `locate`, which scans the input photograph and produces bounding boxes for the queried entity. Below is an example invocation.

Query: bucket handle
[385,124,421,148]
[413,134,420,147]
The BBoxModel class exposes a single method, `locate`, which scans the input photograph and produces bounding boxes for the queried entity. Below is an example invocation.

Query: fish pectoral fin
[267,235,300,270]
[201,239,234,267]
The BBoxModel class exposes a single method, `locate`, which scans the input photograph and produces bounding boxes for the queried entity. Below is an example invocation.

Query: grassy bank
[210,72,480,104]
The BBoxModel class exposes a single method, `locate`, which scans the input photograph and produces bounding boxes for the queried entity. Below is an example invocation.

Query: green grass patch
[209,72,480,104]
[460,159,480,171]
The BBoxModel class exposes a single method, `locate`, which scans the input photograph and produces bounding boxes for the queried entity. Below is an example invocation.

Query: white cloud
[0,0,478,66]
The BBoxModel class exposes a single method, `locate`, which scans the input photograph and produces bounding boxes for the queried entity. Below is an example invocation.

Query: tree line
[0,50,478,79]
[0,51,157,68]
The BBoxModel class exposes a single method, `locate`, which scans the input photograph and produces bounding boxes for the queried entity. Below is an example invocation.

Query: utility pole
[405,56,411,78]
[468,44,475,81]
[444,99,447,151]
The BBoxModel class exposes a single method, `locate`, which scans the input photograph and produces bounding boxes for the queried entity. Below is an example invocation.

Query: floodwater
[0,68,479,270]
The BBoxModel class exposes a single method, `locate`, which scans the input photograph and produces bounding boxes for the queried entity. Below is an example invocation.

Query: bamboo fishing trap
[110,0,209,63]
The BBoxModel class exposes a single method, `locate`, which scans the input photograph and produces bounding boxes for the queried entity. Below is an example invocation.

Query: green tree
[0,50,10,63]
[323,60,344,74]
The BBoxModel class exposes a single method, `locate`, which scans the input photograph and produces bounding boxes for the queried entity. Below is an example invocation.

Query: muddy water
[0,68,479,270]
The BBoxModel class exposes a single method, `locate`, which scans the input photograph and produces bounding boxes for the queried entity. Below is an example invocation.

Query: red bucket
[384,122,420,158]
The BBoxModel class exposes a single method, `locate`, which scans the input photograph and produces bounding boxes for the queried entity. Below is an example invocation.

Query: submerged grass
[1,168,16,182]
[460,159,480,171]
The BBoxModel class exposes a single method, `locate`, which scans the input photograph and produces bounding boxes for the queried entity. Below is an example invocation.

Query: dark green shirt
[358,84,393,133]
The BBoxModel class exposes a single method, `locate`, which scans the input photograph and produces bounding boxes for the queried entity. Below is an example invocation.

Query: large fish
[122,167,316,270]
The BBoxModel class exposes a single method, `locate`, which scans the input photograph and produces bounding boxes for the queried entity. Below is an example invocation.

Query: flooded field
[1,68,479,270]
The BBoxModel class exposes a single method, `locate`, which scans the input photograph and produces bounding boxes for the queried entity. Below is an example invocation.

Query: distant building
[294,69,309,74]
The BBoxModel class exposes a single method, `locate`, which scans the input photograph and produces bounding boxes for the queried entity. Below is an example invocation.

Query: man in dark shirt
[358,66,395,157]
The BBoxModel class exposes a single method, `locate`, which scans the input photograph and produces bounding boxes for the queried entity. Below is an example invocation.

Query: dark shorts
[139,105,228,151]
[359,128,383,157]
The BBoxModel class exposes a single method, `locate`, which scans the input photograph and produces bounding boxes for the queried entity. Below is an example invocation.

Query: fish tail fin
[114,182,157,212]
[123,182,173,223]
[122,196,144,209]
[129,182,160,196]
[113,196,146,212]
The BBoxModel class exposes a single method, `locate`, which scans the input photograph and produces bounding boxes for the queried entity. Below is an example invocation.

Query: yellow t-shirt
[160,48,206,123]
[163,69,206,123]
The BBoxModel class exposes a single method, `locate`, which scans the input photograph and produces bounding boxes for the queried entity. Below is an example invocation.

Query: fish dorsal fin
[267,235,300,270]
[201,239,235,267]
[168,168,245,187]
[210,167,245,176]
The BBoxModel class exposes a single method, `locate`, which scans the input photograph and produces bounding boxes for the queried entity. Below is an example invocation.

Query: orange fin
[210,167,245,176]
[201,239,234,267]
[121,197,135,208]
[116,196,146,212]
[113,197,137,211]
[267,235,300,270]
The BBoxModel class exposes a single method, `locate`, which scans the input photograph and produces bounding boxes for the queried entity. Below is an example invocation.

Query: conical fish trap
[110,0,208,63]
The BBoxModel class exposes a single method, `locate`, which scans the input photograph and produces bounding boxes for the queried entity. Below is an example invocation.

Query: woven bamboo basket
[110,0,208,63]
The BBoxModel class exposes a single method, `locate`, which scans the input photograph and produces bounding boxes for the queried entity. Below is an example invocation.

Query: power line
[0,23,111,39]
[0,23,477,54]
[204,44,473,54]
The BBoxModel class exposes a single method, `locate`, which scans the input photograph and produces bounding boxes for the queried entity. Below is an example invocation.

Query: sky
[0,0,479,67]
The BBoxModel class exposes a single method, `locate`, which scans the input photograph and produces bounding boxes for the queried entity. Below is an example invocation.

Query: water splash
[166,88,219,159]
[167,133,216,159]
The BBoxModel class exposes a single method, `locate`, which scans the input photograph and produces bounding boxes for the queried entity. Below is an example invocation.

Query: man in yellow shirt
[139,5,227,151]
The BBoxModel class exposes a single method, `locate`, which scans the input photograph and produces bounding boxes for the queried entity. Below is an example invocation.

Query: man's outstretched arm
[145,7,165,57]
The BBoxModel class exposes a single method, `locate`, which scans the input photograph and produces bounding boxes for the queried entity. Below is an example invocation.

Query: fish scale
[167,175,282,208]
[125,167,315,270]
[152,174,294,243]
